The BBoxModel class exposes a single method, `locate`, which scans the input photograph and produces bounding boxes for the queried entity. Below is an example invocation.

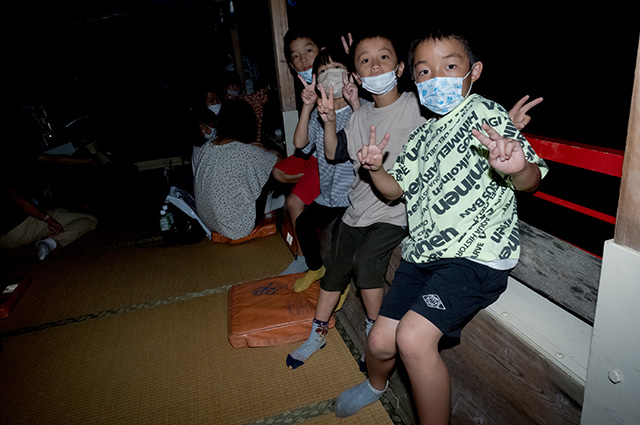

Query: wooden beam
[615,36,640,251]
[229,17,245,93]
[268,0,295,112]
[268,0,298,155]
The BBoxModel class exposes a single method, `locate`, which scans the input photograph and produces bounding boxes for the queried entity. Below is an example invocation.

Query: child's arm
[293,75,318,149]
[471,123,541,192]
[357,126,404,200]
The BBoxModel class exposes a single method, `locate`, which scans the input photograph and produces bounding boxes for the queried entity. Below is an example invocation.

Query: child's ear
[470,61,483,83]
[353,73,363,86]
[396,62,405,78]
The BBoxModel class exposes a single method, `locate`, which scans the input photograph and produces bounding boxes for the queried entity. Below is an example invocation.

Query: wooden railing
[511,135,625,324]
[525,134,624,225]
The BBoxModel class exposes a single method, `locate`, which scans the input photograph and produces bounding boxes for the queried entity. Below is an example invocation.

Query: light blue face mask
[298,68,313,84]
[415,67,473,115]
[207,104,222,115]
[203,125,217,141]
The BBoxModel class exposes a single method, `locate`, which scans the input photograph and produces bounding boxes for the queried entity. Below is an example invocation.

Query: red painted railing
[524,134,625,225]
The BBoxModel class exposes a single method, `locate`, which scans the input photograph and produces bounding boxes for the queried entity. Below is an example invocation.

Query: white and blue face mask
[415,67,474,115]
[207,103,222,115]
[358,67,398,95]
[203,125,217,141]
[298,68,314,84]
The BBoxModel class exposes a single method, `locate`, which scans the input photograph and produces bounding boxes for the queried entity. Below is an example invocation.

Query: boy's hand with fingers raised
[472,123,541,192]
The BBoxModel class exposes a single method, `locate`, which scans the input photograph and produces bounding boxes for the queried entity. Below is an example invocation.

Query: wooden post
[268,0,297,155]
[229,17,245,93]
[615,36,640,251]
[581,36,640,425]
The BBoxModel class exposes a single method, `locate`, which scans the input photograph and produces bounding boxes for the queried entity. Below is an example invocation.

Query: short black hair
[407,29,477,80]
[312,43,352,76]
[283,26,324,60]
[216,99,257,144]
[350,30,402,64]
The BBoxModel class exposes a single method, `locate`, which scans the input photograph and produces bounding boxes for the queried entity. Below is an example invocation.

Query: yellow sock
[335,284,351,312]
[293,266,326,292]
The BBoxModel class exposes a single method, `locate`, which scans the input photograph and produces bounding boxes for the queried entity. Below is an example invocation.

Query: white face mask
[318,68,345,98]
[207,104,221,115]
[358,67,398,95]
[415,67,474,115]
[297,68,314,84]
[203,125,217,141]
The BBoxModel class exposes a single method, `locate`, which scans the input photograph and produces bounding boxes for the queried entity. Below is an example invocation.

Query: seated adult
[0,184,98,260]
[193,100,281,240]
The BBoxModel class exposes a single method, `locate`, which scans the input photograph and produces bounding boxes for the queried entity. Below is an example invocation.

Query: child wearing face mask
[334,29,548,425]
[287,30,543,377]
[273,27,327,275]
[191,106,218,176]
[286,31,424,372]
[287,46,368,294]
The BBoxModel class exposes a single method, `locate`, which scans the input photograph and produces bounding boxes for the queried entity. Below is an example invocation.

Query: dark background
[5,1,639,256]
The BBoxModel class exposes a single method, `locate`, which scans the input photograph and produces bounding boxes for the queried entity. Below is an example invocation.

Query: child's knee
[367,328,396,360]
[396,317,440,360]
[286,194,304,215]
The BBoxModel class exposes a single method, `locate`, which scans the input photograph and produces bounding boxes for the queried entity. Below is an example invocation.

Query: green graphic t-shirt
[389,94,548,267]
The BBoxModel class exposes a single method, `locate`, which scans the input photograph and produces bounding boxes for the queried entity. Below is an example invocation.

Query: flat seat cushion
[210,214,276,244]
[228,273,335,348]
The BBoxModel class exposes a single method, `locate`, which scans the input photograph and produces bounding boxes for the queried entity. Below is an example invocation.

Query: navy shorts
[379,258,509,339]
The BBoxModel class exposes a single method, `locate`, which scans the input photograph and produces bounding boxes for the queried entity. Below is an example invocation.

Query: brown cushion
[210,214,276,244]
[228,273,335,348]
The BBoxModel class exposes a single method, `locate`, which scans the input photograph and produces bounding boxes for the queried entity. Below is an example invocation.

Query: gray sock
[286,319,328,369]
[279,256,308,276]
[335,379,387,418]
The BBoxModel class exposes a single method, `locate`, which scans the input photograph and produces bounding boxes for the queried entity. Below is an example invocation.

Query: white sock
[35,238,57,260]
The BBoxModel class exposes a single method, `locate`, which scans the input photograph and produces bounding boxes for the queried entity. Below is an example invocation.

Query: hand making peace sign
[298,73,318,107]
[357,126,391,172]
[471,123,527,175]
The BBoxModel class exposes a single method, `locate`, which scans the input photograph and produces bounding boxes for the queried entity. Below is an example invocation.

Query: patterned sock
[293,265,326,292]
[286,318,329,370]
[359,317,375,373]
[335,379,388,418]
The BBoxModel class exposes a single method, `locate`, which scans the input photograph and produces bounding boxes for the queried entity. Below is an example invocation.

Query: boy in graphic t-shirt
[334,29,548,425]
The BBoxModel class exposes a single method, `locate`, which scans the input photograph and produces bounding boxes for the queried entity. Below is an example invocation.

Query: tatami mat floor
[1,169,401,425]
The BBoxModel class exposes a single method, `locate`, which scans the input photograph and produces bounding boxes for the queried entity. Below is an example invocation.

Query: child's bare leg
[286,193,305,257]
[335,316,398,417]
[357,287,385,371]
[366,316,399,389]
[360,287,384,321]
[280,193,308,275]
[397,310,450,425]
